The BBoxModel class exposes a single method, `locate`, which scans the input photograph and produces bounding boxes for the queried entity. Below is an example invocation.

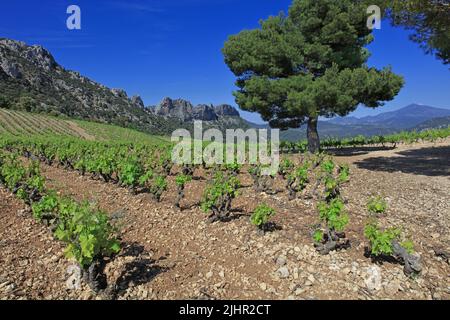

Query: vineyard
[0,126,449,300]
[0,108,168,144]
[1,0,449,303]
[280,127,450,153]
[0,109,88,138]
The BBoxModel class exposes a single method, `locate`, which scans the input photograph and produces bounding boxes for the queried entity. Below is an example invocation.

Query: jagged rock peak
[193,104,218,121]
[131,95,145,108]
[215,104,240,117]
[153,97,241,122]
[154,97,194,121]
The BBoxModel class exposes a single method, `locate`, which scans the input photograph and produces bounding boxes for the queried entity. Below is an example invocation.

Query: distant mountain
[326,116,362,126]
[263,104,450,142]
[411,116,450,131]
[278,122,398,142]
[329,104,450,129]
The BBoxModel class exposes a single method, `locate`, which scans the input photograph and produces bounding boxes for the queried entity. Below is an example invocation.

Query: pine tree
[223,0,404,152]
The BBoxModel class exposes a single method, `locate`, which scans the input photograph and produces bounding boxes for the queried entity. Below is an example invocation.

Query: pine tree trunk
[307,116,320,153]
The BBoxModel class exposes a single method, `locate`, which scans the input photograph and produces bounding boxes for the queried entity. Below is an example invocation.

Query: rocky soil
[1,141,449,300]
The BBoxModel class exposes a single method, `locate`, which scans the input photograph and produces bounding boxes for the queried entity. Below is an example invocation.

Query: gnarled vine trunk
[82,258,108,293]
[307,116,320,154]
[315,228,349,255]
[392,240,422,277]
[175,185,185,209]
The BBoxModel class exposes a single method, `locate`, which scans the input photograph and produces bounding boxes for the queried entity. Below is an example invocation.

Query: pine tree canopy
[222,0,405,152]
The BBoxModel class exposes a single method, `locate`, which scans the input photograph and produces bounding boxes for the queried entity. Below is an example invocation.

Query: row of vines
[0,149,120,293]
[0,132,426,295]
[280,126,450,153]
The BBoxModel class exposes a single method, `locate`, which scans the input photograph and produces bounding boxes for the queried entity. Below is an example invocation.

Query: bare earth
[1,140,449,300]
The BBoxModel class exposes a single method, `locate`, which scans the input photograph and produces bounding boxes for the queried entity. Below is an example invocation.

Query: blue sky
[1,0,449,124]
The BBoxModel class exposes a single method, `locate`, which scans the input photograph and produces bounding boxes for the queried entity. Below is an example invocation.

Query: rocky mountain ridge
[150,97,240,122]
[0,38,246,135]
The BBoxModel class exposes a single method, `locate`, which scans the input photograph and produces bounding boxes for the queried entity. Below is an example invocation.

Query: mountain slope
[411,116,450,131]
[0,39,189,135]
[0,38,251,136]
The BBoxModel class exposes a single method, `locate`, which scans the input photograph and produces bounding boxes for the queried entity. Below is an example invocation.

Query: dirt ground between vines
[1,140,449,300]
